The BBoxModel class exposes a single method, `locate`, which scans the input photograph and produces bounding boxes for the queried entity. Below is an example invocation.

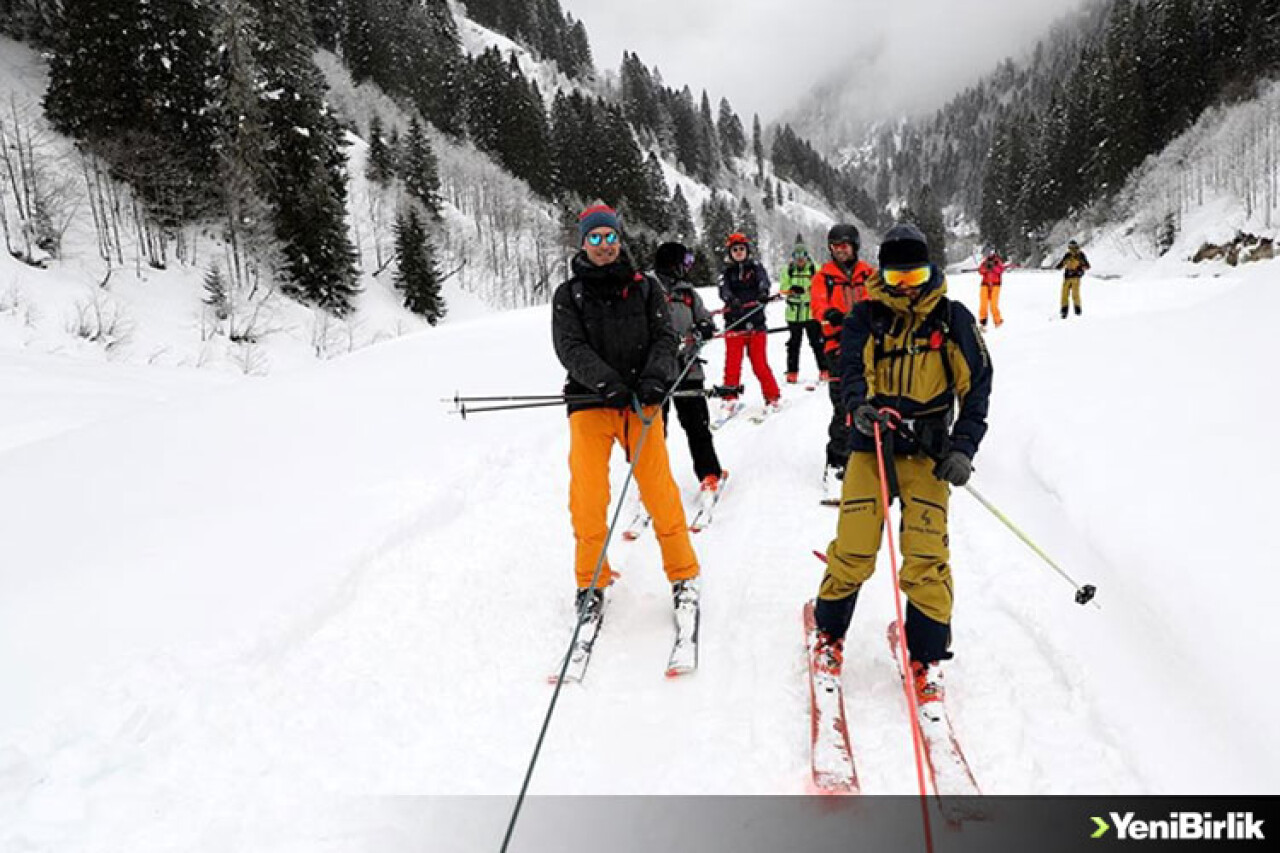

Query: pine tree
[762,178,775,212]
[698,90,721,181]
[736,195,758,242]
[402,117,442,217]
[305,0,343,49]
[670,185,696,242]
[906,183,947,267]
[216,0,274,290]
[700,193,736,258]
[393,206,446,323]
[717,97,746,159]
[752,113,764,178]
[367,114,395,184]
[978,124,1012,252]
[203,263,230,321]
[635,151,670,232]
[254,0,359,315]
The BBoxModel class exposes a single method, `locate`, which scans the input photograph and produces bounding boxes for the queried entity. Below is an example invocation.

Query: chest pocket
[868,302,956,410]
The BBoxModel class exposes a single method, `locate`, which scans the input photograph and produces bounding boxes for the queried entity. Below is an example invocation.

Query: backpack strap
[870,297,956,392]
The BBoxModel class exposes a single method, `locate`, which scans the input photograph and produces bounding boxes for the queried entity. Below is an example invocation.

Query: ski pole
[958,482,1097,606]
[870,416,936,853]
[672,384,743,399]
[714,325,790,340]
[445,394,601,419]
[890,418,1098,606]
[449,399,577,418]
[443,393,589,404]
[502,398,658,853]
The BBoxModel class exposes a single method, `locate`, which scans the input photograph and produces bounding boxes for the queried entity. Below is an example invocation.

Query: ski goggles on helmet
[586,231,619,246]
[883,266,931,288]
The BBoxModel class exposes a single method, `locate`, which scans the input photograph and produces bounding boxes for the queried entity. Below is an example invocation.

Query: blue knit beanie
[578,204,621,241]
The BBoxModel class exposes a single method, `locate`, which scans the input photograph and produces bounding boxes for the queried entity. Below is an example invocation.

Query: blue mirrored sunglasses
[587,231,619,246]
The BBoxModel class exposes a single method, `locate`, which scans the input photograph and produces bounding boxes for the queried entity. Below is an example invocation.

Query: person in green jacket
[780,242,824,383]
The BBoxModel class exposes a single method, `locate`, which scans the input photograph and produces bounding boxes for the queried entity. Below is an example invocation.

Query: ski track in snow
[3,269,1277,851]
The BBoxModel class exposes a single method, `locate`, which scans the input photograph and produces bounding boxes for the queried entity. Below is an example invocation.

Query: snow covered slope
[2,254,1275,851]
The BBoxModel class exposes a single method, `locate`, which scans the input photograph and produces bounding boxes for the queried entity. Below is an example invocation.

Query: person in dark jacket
[1054,240,1090,318]
[810,223,993,714]
[651,241,726,497]
[810,223,876,503]
[717,232,780,417]
[552,206,700,615]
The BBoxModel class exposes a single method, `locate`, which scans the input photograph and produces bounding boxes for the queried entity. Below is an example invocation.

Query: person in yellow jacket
[810,223,993,710]
[779,241,823,383]
[551,204,700,619]
[1055,239,1091,318]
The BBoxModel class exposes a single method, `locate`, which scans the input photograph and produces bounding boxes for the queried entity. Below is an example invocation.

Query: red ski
[804,600,858,793]
[886,622,984,820]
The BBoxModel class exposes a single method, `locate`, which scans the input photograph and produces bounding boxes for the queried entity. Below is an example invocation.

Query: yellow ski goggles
[883,266,931,288]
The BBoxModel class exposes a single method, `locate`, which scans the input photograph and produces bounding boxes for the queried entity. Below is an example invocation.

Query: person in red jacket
[977,248,1005,329]
[809,223,876,502]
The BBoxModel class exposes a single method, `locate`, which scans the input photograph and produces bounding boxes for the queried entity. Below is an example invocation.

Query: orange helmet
[725,232,750,249]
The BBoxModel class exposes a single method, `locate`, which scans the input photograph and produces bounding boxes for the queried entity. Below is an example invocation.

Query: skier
[718,232,781,418]
[651,241,727,499]
[1054,239,1091,318]
[779,241,823,384]
[552,205,700,620]
[977,247,1005,329]
[811,223,993,709]
[809,222,876,503]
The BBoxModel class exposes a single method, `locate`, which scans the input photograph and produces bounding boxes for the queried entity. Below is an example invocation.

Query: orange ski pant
[979,283,1002,325]
[568,407,699,589]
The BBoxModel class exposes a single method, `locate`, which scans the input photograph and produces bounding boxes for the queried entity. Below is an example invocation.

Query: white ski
[548,593,607,685]
[710,400,745,431]
[620,507,652,541]
[689,470,730,533]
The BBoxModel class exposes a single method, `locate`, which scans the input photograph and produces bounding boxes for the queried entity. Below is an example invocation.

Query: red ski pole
[871,411,936,853]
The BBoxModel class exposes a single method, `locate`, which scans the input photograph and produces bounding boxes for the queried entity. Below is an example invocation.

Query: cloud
[558,0,1095,124]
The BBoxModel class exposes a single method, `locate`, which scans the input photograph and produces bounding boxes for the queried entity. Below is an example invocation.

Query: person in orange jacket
[809,223,876,502]
[977,247,1005,329]
[551,204,700,620]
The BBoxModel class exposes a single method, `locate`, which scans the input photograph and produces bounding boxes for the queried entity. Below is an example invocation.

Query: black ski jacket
[718,259,771,332]
[552,252,679,414]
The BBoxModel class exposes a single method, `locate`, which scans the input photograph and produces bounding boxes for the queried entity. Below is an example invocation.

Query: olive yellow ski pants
[819,452,954,624]
[1060,276,1083,311]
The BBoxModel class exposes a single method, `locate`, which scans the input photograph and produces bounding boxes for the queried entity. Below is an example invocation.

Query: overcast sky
[558,0,1095,124]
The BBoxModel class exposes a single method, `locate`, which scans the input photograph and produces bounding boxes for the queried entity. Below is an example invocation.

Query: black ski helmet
[827,223,860,254]
[655,241,690,274]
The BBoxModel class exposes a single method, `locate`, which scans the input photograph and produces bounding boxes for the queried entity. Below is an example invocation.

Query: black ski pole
[445,393,602,418]
[502,398,658,853]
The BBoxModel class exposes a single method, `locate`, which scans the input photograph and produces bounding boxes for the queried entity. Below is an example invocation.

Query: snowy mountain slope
[2,253,1276,851]
[1060,78,1280,270]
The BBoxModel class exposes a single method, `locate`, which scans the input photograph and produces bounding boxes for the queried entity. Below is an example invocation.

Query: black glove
[637,377,668,406]
[852,403,880,437]
[789,286,805,295]
[933,451,973,487]
[823,308,845,326]
[696,321,716,341]
[600,380,632,409]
